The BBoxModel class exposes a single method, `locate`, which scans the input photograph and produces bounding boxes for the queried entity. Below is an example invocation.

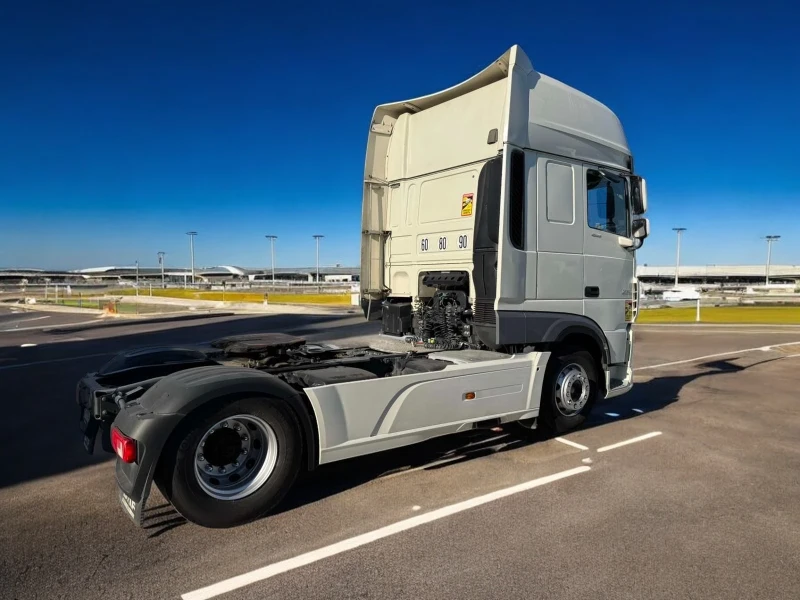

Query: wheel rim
[193,414,278,501]
[554,363,591,417]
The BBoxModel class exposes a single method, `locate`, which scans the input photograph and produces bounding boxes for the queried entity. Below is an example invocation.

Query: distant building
[0,265,360,286]
[637,265,800,289]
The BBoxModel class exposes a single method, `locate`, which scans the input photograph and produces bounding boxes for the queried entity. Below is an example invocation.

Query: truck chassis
[77,331,604,528]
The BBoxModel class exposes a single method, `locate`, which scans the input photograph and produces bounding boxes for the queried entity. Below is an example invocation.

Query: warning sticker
[461,193,474,217]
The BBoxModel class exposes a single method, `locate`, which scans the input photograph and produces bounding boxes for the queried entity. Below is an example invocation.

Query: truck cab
[360,44,649,398]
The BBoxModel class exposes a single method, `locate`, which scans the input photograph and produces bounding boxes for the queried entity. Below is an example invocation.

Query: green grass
[111,288,352,306]
[638,306,800,324]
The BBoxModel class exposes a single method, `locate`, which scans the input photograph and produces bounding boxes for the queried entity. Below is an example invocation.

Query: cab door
[582,165,634,364]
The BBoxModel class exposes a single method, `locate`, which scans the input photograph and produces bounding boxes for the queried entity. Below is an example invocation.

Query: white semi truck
[76,45,649,528]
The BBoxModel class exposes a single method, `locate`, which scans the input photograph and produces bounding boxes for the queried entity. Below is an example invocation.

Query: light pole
[764,235,780,286]
[135,260,139,296]
[672,228,686,286]
[265,235,277,287]
[313,235,324,286]
[157,251,165,288]
[186,231,197,286]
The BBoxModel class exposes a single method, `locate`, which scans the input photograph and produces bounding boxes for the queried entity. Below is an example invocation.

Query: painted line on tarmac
[181,466,592,600]
[0,352,113,371]
[638,328,800,334]
[597,432,662,453]
[554,437,589,451]
[0,320,99,333]
[634,341,800,371]
[637,323,800,329]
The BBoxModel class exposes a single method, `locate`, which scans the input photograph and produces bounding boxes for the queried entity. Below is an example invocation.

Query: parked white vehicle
[662,287,700,301]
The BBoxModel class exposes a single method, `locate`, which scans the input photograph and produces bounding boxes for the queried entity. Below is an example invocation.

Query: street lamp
[135,260,139,296]
[186,231,198,285]
[313,235,324,285]
[265,235,277,287]
[157,251,165,288]
[672,228,686,286]
[763,235,780,286]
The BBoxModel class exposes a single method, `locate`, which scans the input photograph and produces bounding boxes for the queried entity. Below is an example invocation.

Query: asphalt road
[1,313,799,600]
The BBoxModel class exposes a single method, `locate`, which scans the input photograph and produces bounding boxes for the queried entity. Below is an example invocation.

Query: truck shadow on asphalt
[140,355,785,537]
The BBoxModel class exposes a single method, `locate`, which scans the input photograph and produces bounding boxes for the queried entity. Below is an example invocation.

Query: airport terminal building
[637,265,800,289]
[1,264,797,291]
[0,265,360,286]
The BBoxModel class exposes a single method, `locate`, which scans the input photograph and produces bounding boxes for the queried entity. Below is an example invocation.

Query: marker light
[110,426,137,463]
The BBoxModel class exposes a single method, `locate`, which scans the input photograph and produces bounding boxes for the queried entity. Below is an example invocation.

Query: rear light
[110,426,137,463]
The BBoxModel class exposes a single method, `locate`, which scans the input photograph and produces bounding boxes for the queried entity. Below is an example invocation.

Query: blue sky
[1,0,798,270]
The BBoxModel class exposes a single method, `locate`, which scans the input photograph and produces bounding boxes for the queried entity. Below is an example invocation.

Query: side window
[587,169,629,237]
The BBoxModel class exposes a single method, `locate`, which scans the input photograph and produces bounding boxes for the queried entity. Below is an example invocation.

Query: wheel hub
[193,415,278,501]
[554,363,591,417]
[203,428,243,466]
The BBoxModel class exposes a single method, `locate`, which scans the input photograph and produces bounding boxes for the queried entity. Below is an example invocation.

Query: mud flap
[117,475,152,527]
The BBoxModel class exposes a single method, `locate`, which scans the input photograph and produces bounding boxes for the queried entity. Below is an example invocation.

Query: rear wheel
[156,397,302,528]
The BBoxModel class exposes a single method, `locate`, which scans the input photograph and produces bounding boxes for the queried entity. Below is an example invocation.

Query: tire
[538,348,599,434]
[155,396,302,528]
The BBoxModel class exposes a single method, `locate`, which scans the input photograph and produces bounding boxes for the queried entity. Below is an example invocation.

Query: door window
[586,169,629,237]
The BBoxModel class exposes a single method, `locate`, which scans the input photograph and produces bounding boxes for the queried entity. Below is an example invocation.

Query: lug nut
[241,449,248,455]
[234,425,241,432]
[233,462,239,467]
[221,421,228,428]
[198,454,204,461]
[205,465,213,472]
[241,435,248,442]
[219,467,226,473]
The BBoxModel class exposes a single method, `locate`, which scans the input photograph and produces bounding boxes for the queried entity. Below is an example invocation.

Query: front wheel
[155,397,302,528]
[539,348,599,434]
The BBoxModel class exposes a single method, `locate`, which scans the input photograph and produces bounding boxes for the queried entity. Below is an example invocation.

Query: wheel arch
[546,322,608,397]
[150,367,320,471]
[113,366,319,525]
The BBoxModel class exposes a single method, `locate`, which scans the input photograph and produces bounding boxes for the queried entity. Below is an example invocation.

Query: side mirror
[630,176,648,214]
[632,217,650,240]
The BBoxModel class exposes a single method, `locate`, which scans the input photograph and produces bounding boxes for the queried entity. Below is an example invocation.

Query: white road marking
[632,408,644,414]
[605,412,620,418]
[0,321,98,333]
[20,343,37,348]
[637,323,800,329]
[0,352,112,371]
[412,505,421,511]
[581,457,593,464]
[638,329,800,334]
[181,466,592,600]
[634,341,800,371]
[10,315,49,324]
[597,432,662,453]
[554,437,589,451]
